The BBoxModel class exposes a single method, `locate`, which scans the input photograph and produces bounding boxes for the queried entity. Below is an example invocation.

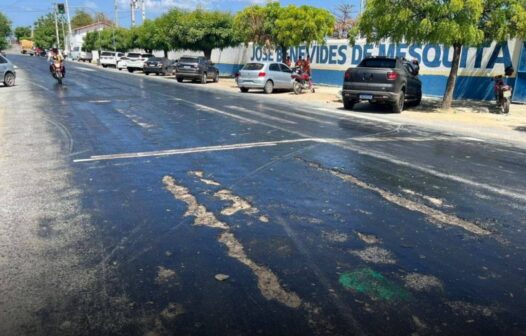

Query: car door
[403,63,418,98]
[268,63,282,88]
[279,63,294,90]
[0,55,7,79]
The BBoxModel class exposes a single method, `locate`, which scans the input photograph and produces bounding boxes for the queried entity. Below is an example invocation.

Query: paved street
[1,54,526,336]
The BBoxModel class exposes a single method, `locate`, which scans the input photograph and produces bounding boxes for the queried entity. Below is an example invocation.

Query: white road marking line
[225,105,297,125]
[316,107,403,125]
[88,100,112,104]
[115,108,154,129]
[459,136,486,143]
[74,138,333,163]
[260,106,336,125]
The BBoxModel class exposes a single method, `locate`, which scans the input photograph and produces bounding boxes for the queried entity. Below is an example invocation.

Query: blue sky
[3,0,362,28]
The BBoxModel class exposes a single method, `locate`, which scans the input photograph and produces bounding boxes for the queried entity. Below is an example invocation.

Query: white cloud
[82,1,99,10]
[118,0,266,13]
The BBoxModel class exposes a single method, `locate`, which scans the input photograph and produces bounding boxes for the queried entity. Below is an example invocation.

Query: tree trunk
[441,43,462,109]
[164,49,168,58]
[203,48,212,60]
[281,45,288,60]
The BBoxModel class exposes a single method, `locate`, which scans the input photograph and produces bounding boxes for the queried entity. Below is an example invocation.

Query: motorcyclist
[48,48,65,77]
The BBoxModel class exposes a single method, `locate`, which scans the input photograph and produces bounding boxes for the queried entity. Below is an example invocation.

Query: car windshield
[359,58,397,68]
[179,57,198,63]
[142,54,154,58]
[148,57,162,62]
[101,52,113,56]
[243,63,264,71]
[127,53,141,58]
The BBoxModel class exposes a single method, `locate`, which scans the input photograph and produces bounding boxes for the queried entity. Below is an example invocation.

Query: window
[179,57,198,63]
[269,63,280,72]
[360,58,396,68]
[280,64,292,73]
[242,63,264,71]
[404,63,415,75]
[127,53,141,58]
[0,56,6,64]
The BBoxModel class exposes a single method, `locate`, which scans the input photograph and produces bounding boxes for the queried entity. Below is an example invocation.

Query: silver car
[0,54,16,87]
[236,62,294,94]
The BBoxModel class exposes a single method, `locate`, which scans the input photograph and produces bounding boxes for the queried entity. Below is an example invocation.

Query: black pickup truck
[342,57,422,113]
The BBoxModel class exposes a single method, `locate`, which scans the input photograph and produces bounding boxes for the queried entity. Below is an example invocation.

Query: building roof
[73,21,113,34]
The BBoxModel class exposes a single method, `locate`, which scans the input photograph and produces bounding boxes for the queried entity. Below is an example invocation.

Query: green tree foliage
[350,0,526,109]
[0,11,11,51]
[179,9,237,59]
[33,14,65,50]
[234,3,335,57]
[71,10,94,29]
[84,28,129,52]
[128,18,171,56]
[14,26,31,42]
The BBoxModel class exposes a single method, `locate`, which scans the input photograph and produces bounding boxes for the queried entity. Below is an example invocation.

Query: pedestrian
[303,56,314,91]
[285,56,292,67]
[295,56,304,69]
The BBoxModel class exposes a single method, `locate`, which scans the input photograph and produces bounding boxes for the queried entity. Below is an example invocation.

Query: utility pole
[64,0,73,54]
[141,0,146,23]
[54,3,61,49]
[114,0,119,27]
[131,0,137,27]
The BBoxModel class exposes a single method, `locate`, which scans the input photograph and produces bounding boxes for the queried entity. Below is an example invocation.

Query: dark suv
[342,57,422,113]
[175,56,219,84]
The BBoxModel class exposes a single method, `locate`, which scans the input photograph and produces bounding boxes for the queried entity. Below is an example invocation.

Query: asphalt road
[1,54,525,336]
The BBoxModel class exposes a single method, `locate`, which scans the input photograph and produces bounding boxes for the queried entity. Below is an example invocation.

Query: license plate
[184,66,192,69]
[503,91,512,98]
[360,94,373,100]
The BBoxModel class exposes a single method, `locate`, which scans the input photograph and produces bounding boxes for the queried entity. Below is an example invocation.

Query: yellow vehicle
[20,39,35,56]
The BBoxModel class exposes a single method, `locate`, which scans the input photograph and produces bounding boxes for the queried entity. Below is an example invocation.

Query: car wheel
[414,91,422,106]
[392,91,405,113]
[128,69,134,73]
[240,87,249,93]
[102,64,107,68]
[343,99,354,110]
[145,72,150,76]
[213,72,219,83]
[201,73,207,84]
[264,80,274,94]
[176,77,183,83]
[4,72,15,87]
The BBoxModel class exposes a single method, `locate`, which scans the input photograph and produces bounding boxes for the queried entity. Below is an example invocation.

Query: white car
[0,54,16,87]
[116,57,128,70]
[126,53,154,73]
[100,51,125,68]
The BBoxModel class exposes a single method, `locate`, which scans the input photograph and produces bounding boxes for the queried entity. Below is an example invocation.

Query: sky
[2,0,362,28]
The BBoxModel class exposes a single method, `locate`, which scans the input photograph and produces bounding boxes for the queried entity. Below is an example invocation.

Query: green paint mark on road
[339,268,410,301]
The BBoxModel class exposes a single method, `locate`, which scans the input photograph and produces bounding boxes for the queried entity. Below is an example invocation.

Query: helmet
[52,48,59,54]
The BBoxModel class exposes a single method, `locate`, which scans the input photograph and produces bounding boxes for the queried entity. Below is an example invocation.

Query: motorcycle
[493,65,514,114]
[51,61,64,85]
[291,67,315,94]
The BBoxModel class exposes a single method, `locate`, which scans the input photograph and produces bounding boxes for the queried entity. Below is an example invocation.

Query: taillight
[344,71,352,80]
[258,72,266,77]
[387,72,398,80]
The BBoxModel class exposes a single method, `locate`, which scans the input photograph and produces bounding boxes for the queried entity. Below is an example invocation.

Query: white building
[70,21,112,52]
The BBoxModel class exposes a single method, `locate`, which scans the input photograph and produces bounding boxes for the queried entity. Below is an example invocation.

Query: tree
[71,10,94,29]
[333,2,355,38]
[234,3,335,58]
[87,28,129,52]
[33,13,65,49]
[275,5,335,56]
[14,26,31,42]
[0,11,11,51]
[350,0,526,109]
[128,18,172,56]
[179,9,237,60]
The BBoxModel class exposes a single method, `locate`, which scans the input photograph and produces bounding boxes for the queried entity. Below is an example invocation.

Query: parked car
[143,57,176,76]
[100,51,125,68]
[175,56,219,84]
[342,56,422,113]
[0,54,16,87]
[236,62,294,94]
[117,56,129,70]
[126,53,154,73]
